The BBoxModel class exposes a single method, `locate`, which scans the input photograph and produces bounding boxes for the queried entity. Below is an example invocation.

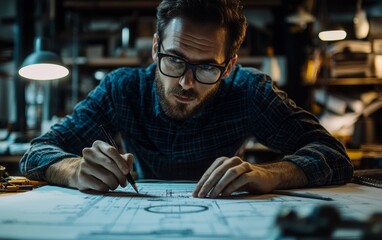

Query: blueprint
[0,181,381,239]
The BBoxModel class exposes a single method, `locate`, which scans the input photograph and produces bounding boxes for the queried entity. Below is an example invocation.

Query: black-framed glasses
[157,42,229,85]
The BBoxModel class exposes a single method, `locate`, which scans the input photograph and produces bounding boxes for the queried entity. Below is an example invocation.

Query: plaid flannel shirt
[20,64,353,185]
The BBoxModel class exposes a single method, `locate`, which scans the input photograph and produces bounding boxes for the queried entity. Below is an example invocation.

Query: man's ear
[222,54,238,78]
[152,33,159,63]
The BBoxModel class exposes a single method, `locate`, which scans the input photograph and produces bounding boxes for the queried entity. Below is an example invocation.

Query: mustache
[169,86,197,98]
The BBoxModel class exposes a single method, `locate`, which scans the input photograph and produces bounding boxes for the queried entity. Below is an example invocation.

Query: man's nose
[178,68,196,90]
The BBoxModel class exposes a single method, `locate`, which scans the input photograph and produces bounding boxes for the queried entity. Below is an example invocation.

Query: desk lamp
[18,37,69,134]
[18,38,69,80]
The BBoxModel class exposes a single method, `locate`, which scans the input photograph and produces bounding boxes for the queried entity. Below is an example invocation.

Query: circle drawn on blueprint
[145,204,208,214]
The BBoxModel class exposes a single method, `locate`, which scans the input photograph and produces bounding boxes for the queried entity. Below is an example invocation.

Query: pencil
[99,125,139,193]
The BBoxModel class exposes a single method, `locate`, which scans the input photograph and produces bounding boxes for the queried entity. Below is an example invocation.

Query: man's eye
[169,56,183,63]
[198,64,215,71]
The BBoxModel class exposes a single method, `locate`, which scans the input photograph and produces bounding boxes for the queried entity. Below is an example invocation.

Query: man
[20,0,353,198]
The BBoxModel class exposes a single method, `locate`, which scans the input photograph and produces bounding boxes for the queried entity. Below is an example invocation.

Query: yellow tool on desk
[1,176,47,192]
[0,165,47,192]
[7,176,47,186]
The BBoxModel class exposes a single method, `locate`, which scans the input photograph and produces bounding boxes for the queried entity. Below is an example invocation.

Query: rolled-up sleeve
[19,140,78,180]
[244,69,354,186]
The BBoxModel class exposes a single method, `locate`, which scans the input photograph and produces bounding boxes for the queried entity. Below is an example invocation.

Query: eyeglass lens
[159,55,223,84]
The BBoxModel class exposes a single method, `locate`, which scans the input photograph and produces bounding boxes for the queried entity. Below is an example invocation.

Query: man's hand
[45,140,134,192]
[192,156,308,198]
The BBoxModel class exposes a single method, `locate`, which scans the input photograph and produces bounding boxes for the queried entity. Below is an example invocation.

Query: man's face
[152,18,234,121]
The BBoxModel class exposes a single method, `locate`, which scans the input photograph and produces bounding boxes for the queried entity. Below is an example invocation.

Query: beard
[155,69,220,122]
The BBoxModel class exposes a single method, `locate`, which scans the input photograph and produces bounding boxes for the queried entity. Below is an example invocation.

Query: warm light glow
[318,30,347,41]
[18,63,69,80]
[354,9,369,39]
[375,55,382,78]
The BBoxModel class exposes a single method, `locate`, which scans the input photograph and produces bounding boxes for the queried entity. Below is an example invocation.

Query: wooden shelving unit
[63,56,143,68]
[313,78,382,86]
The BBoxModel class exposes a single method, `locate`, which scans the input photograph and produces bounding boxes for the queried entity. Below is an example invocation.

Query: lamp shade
[18,38,69,80]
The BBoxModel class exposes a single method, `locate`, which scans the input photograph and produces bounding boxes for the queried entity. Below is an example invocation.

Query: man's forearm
[261,161,309,189]
[45,158,80,188]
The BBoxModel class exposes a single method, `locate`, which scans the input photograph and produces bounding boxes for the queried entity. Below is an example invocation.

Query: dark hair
[156,0,247,59]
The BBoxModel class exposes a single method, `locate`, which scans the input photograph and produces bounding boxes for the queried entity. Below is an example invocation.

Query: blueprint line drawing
[0,182,381,240]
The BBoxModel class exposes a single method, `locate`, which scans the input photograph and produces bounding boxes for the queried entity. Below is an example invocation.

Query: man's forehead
[162,18,227,62]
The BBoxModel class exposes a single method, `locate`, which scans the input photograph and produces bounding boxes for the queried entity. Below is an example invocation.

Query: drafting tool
[1,175,46,192]
[6,176,47,187]
[273,190,333,201]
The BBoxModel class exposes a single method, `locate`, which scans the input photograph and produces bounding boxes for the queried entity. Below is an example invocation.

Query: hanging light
[286,5,315,29]
[18,38,69,80]
[354,0,369,39]
[317,0,347,42]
